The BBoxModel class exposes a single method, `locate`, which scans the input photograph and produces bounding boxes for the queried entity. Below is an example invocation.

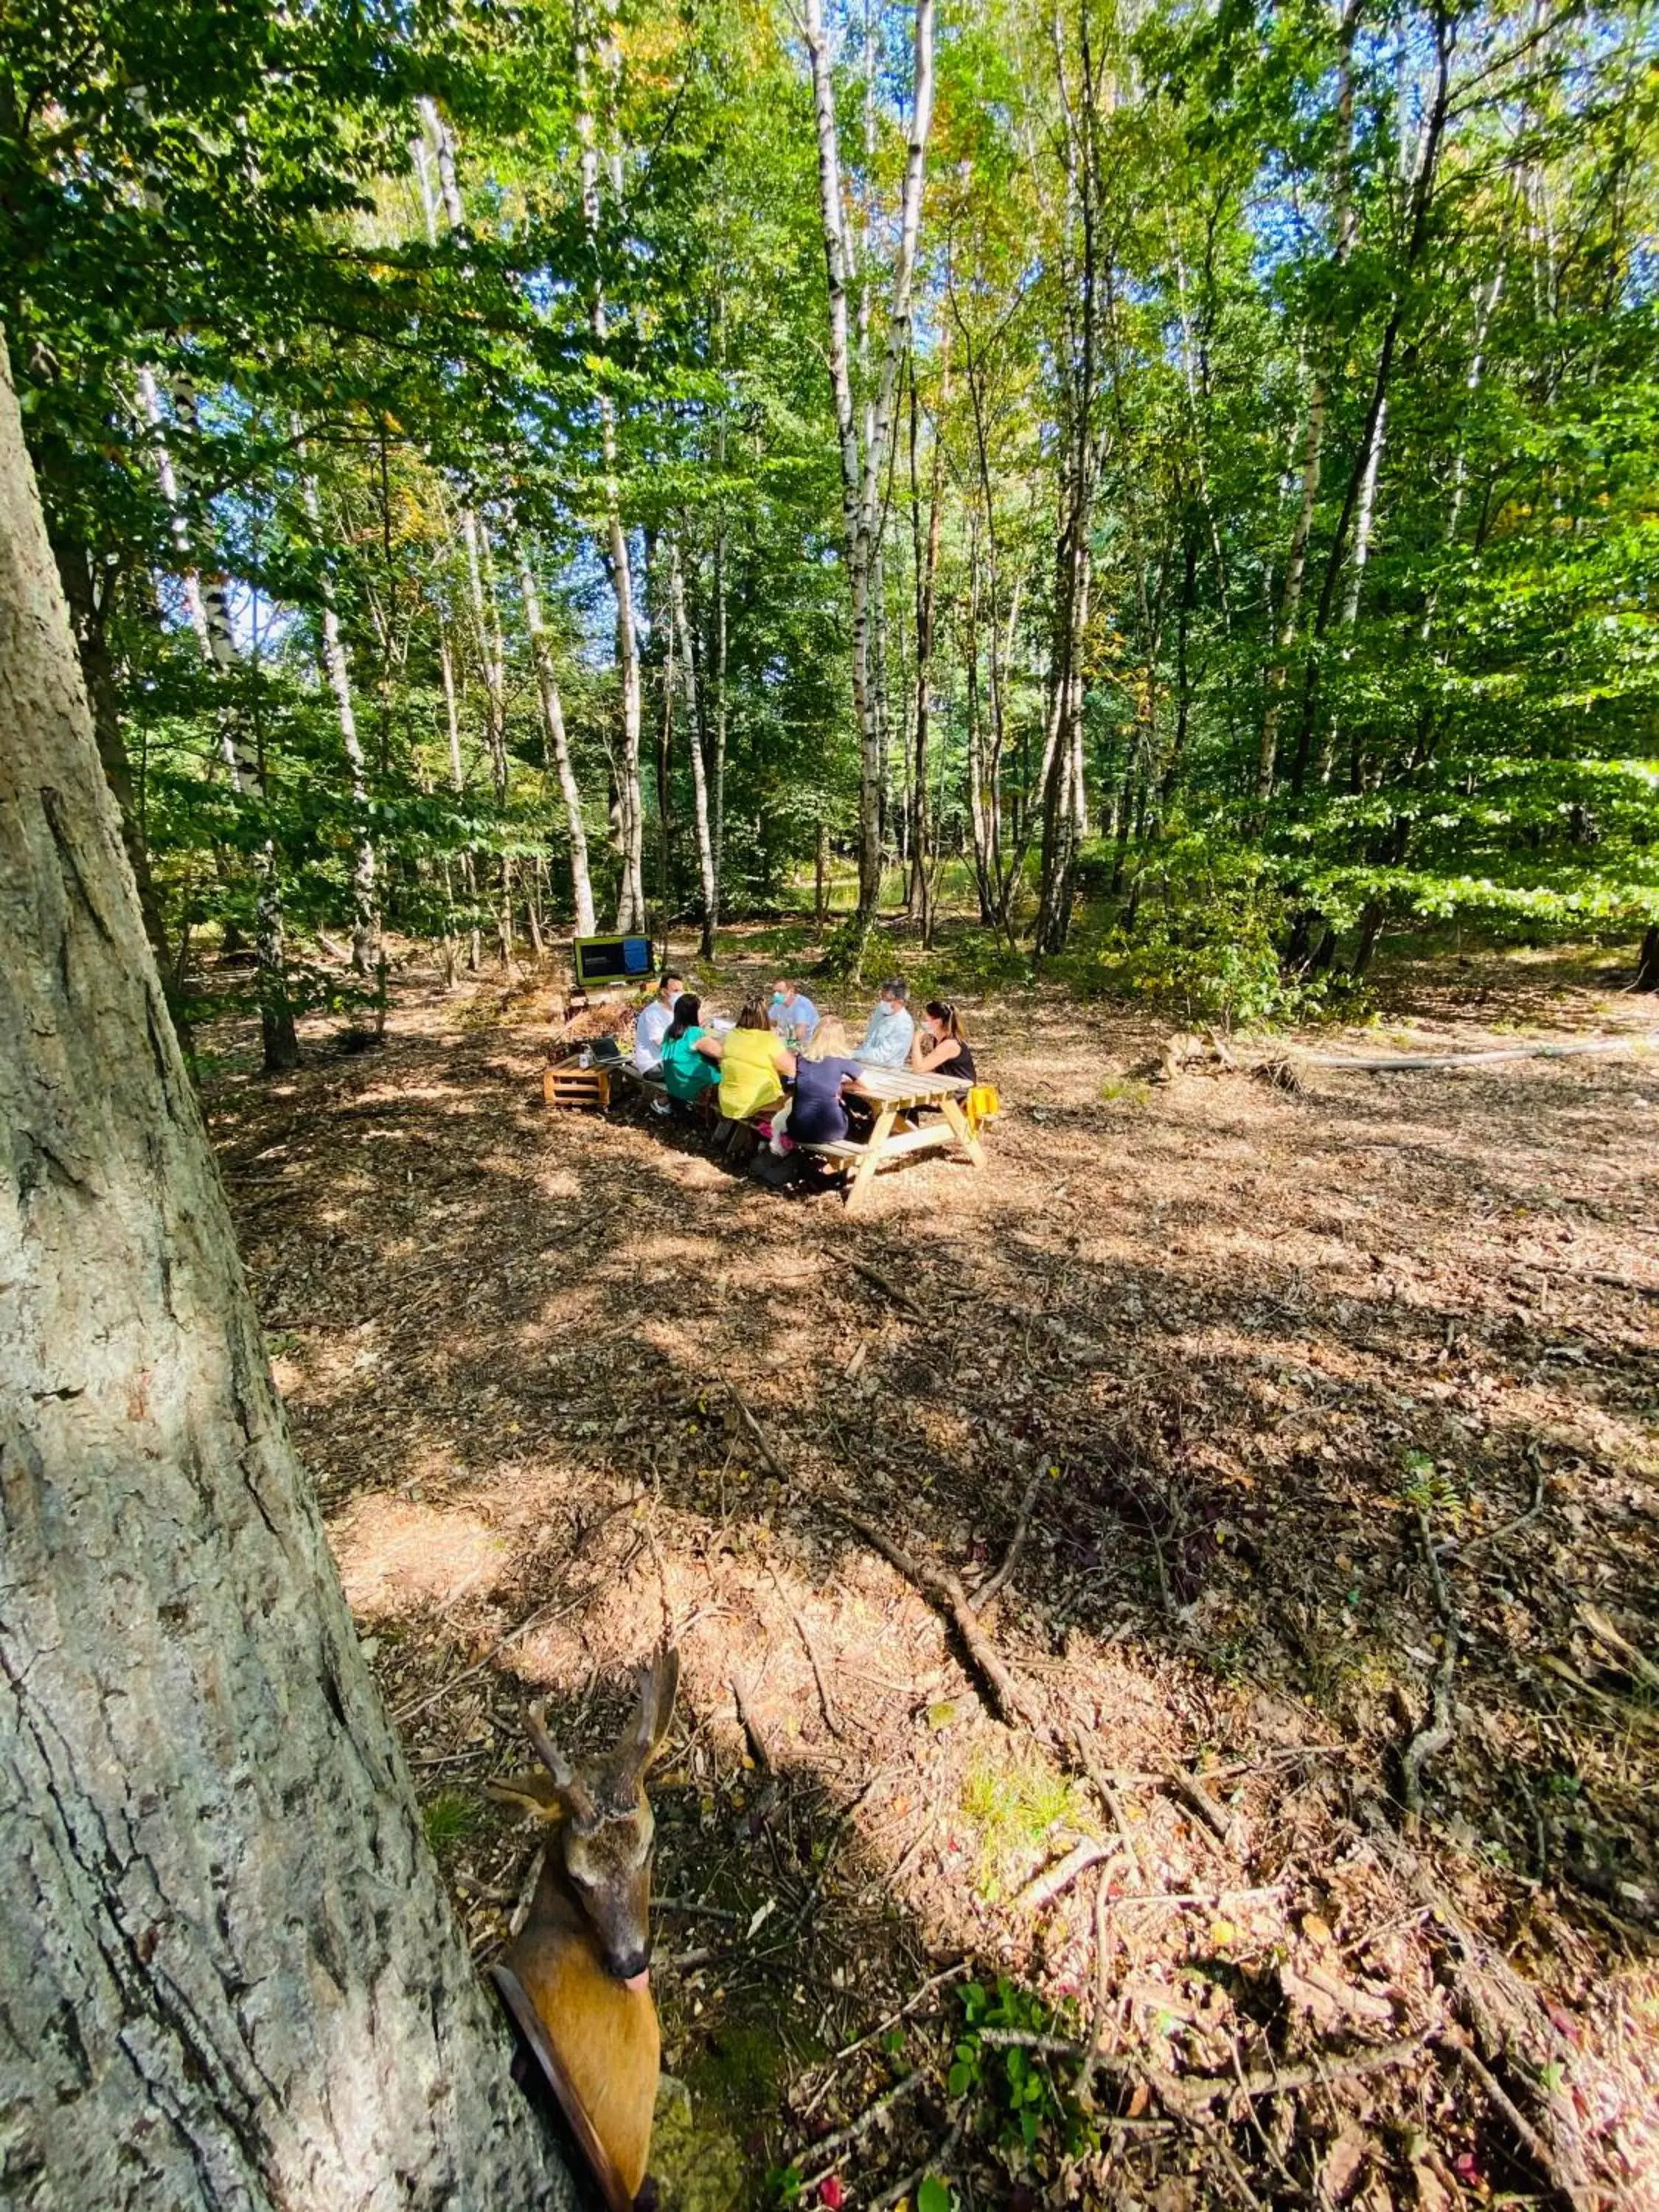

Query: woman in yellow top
[696,1002,795,1120]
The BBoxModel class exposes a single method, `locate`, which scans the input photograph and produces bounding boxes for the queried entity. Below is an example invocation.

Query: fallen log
[1293,1033,1655,1074]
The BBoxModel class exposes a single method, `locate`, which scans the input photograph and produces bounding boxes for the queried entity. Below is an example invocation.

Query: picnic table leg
[844,1105,899,1214]
[939,1093,987,1168]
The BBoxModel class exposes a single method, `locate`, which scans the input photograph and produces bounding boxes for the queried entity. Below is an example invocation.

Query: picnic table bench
[799,1063,985,1214]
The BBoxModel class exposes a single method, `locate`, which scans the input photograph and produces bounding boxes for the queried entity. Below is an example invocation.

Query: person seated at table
[633,970,684,1074]
[856,979,914,1068]
[771,1016,863,1152]
[768,978,819,1051]
[659,993,722,1106]
[697,1001,795,1120]
[908,1000,977,1086]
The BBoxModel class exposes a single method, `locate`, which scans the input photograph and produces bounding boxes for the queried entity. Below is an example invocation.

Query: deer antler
[526,1700,598,1825]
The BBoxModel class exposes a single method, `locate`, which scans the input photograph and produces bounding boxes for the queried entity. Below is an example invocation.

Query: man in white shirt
[857,980,914,1068]
[768,979,819,1051]
[633,972,684,1074]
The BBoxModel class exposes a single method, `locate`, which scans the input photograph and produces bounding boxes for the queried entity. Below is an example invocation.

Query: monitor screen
[573,934,654,988]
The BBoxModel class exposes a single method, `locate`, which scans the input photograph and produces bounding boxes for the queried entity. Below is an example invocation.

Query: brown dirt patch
[206,936,1659,2209]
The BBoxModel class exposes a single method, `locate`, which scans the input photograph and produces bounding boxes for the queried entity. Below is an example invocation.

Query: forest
[5,0,1657,1059]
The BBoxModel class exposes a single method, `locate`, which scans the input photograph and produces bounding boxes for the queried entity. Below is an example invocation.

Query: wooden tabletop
[849,1064,971,1110]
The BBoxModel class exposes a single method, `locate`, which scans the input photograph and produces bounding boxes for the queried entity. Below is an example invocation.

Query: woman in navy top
[786,1016,866,1145]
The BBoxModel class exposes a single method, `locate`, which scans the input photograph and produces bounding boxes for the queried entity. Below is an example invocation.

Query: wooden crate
[543,1060,611,1111]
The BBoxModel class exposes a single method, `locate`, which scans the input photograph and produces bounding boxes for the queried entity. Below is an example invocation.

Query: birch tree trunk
[460,511,516,972]
[576,7,646,933]
[416,100,521,964]
[136,367,297,1068]
[907,349,946,942]
[1257,386,1326,802]
[0,331,571,2212]
[295,439,378,974]
[439,630,482,974]
[801,0,936,922]
[518,546,597,936]
[669,538,718,953]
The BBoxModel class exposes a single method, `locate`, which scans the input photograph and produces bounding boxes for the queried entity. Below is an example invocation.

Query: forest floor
[204,930,1659,2212]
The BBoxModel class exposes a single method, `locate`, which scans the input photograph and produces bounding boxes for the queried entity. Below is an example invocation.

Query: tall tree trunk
[576,7,646,933]
[710,511,728,949]
[1290,13,1453,779]
[439,630,482,974]
[295,437,378,974]
[518,547,597,936]
[136,367,296,1068]
[906,350,945,940]
[1257,386,1326,803]
[651,532,675,953]
[50,534,175,987]
[669,538,717,954]
[801,0,936,921]
[0,331,571,2212]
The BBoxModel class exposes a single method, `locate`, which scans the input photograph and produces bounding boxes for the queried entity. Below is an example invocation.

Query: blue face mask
[771,992,786,1008]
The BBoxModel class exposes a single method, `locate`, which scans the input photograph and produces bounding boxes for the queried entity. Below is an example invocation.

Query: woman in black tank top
[909,1001,977,1086]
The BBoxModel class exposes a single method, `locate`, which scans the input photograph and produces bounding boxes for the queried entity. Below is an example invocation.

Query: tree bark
[801,0,936,920]
[576,7,646,933]
[295,438,378,974]
[518,546,597,937]
[0,332,571,2212]
[135,367,297,1068]
[669,538,717,953]
[906,347,946,942]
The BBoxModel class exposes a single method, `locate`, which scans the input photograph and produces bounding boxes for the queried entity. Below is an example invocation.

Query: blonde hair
[805,1015,852,1061]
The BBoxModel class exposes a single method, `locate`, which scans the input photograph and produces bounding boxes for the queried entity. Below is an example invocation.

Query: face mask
[771,993,785,1007]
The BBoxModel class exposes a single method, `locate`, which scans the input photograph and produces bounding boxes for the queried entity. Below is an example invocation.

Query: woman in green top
[659,994,723,1103]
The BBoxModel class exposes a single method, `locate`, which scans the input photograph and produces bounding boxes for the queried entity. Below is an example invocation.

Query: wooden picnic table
[802,1062,986,1213]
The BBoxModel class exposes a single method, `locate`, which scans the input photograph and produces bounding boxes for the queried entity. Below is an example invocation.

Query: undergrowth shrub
[1060,837,1353,1027]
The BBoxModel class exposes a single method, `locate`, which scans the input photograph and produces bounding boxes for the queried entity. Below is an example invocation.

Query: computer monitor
[571,934,654,991]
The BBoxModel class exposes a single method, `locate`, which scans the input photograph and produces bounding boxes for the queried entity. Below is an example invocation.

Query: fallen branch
[1167,1769,1242,1856]
[791,1605,847,1739]
[793,2070,926,2191]
[1014,1838,1115,1914]
[1294,1033,1656,1074]
[791,1775,882,1932]
[796,1962,968,2122]
[868,2112,967,2212]
[728,1385,793,1486]
[1457,1448,1548,1557]
[846,1256,925,1318]
[970,1467,1046,1615]
[830,1507,1044,1729]
[731,1673,775,1775]
[1401,1508,1460,1829]
[1067,1724,1145,1888]
[976,2027,1431,2112]
[1436,2031,1585,2208]
[1076,1862,1115,2095]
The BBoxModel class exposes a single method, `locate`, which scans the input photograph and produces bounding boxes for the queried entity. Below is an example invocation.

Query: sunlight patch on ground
[331,1492,509,1622]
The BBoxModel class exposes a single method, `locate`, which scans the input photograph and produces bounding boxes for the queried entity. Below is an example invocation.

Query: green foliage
[1062,838,1343,1026]
[950,1979,1099,2167]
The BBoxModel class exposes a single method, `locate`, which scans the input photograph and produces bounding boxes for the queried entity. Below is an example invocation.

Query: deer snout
[608,1938,653,1989]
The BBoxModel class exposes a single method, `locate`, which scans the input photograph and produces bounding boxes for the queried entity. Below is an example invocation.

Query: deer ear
[622,1643,680,1775]
[487,1770,565,1821]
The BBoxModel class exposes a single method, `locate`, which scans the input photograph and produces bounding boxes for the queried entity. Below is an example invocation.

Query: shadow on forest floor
[202,936,1659,2207]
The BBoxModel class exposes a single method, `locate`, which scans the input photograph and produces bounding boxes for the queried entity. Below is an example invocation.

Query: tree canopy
[5,0,1656,1053]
